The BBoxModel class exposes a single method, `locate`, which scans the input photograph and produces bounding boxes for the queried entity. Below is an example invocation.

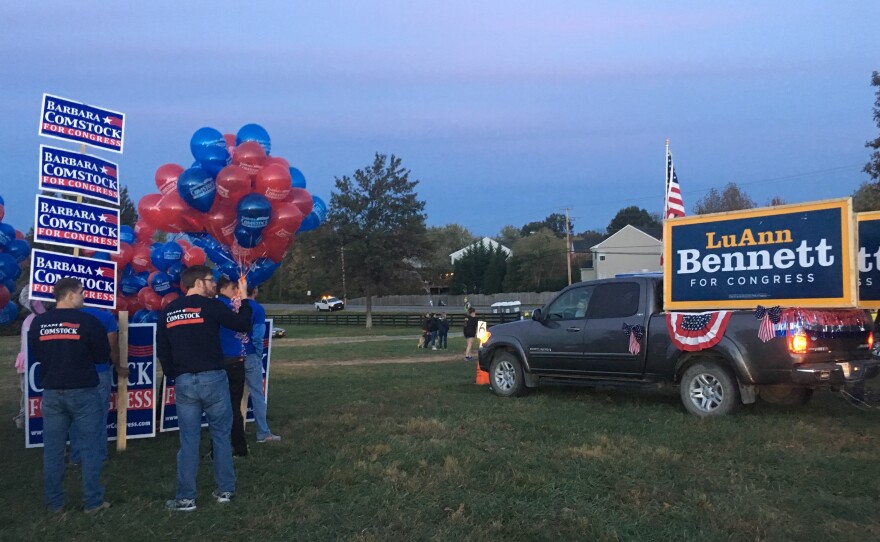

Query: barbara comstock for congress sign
[663,199,856,310]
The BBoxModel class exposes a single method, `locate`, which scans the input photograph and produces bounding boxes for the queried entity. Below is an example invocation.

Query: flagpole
[664,138,670,220]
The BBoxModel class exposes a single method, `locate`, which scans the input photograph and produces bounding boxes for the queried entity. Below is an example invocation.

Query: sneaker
[257,434,282,443]
[212,490,234,504]
[432,346,437,351]
[84,501,111,514]
[165,499,197,512]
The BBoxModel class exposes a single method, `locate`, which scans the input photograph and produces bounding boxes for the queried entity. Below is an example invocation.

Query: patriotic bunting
[666,311,732,352]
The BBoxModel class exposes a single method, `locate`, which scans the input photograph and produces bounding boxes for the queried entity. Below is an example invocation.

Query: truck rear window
[588,282,640,319]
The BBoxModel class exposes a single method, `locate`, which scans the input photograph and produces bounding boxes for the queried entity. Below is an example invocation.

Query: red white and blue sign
[34,194,120,254]
[25,323,156,448]
[39,94,125,153]
[39,145,120,205]
[160,319,273,431]
[29,249,117,309]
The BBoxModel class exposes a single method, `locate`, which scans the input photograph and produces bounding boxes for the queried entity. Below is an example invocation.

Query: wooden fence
[268,312,526,328]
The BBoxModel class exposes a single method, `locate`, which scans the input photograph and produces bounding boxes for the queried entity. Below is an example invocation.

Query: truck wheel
[680,361,740,416]
[489,352,528,397]
[759,385,813,406]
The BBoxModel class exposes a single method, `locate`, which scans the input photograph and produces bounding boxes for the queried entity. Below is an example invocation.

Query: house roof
[591,224,661,250]
[449,237,512,263]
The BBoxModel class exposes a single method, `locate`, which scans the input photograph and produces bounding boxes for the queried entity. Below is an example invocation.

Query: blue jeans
[245,353,272,440]
[69,370,111,464]
[42,387,105,510]
[438,332,448,348]
[428,331,437,346]
[174,370,235,500]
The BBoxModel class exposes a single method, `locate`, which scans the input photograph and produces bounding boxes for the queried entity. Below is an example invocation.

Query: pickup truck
[315,296,345,311]
[478,276,878,416]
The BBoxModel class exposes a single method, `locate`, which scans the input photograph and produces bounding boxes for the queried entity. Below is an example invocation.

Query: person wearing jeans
[217,276,249,457]
[29,278,111,513]
[244,286,280,443]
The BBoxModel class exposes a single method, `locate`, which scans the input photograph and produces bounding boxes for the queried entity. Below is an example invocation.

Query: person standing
[14,290,53,430]
[463,307,478,361]
[158,266,252,511]
[243,286,280,443]
[437,313,449,349]
[29,278,111,513]
[426,313,439,350]
[216,276,250,457]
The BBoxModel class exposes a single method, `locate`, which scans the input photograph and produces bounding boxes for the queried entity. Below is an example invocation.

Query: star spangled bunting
[666,311,733,352]
[754,305,782,343]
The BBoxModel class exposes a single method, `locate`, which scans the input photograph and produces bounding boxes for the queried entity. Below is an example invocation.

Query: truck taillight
[870,332,875,350]
[789,334,808,354]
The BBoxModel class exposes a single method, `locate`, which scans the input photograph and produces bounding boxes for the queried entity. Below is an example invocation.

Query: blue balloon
[236,124,271,155]
[166,261,185,284]
[205,241,234,266]
[0,253,18,283]
[0,302,18,325]
[132,309,159,324]
[150,272,173,296]
[237,193,272,232]
[297,212,321,233]
[297,195,327,233]
[135,271,150,288]
[0,223,15,249]
[246,258,280,287]
[2,279,15,295]
[91,251,111,261]
[0,195,4,205]
[289,167,307,189]
[119,225,135,245]
[120,275,142,296]
[218,261,240,280]
[198,144,230,176]
[311,196,327,222]
[177,167,216,213]
[5,239,30,263]
[190,127,226,162]
[234,225,262,248]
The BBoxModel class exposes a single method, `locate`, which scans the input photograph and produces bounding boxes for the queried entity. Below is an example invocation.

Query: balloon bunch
[124,124,325,322]
[0,195,32,325]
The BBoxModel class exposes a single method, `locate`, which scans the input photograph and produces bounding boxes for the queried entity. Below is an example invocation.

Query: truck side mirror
[531,308,542,321]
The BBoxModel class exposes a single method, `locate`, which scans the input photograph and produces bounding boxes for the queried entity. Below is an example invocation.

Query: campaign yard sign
[857,211,880,309]
[39,94,125,153]
[664,199,856,310]
[39,145,120,205]
[26,323,157,448]
[162,319,273,431]
[29,249,117,309]
[34,194,120,253]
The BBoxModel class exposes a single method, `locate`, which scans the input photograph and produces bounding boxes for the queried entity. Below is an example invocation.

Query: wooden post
[116,311,129,451]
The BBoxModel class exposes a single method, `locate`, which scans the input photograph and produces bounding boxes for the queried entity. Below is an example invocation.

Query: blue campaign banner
[857,212,880,308]
[108,324,156,440]
[39,145,119,205]
[245,318,273,422]
[34,194,120,253]
[29,249,117,309]
[664,199,856,310]
[25,323,156,448]
[39,94,125,153]
[161,319,273,431]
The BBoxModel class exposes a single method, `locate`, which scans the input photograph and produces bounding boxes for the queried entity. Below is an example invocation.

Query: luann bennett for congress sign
[663,199,856,310]
[857,211,880,309]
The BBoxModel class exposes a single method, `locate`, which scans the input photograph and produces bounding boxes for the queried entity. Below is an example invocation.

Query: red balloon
[143,290,163,312]
[215,165,251,204]
[161,292,179,309]
[288,188,314,217]
[15,229,24,240]
[80,249,96,257]
[223,133,236,155]
[138,194,165,230]
[254,164,292,202]
[110,244,134,268]
[263,202,303,240]
[206,203,237,246]
[156,192,205,233]
[127,297,144,314]
[231,241,257,266]
[155,163,184,195]
[134,220,156,243]
[232,141,267,175]
[131,245,152,273]
[264,156,290,169]
[183,246,207,267]
[136,286,151,306]
[0,204,4,222]
[263,235,292,262]
[0,285,10,308]
[114,295,130,314]
[176,239,191,250]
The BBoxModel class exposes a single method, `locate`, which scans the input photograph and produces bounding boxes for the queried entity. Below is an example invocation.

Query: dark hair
[217,275,237,292]
[54,278,83,301]
[467,308,476,315]
[247,285,258,297]
[181,265,212,290]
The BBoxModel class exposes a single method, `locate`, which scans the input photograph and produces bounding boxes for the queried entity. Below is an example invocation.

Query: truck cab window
[546,286,593,320]
[587,282,640,319]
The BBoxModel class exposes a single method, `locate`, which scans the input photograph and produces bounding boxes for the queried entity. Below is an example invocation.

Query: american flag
[665,148,685,219]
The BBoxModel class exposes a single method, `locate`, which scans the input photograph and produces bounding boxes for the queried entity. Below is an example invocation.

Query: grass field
[267,325,420,340]
[2,334,880,540]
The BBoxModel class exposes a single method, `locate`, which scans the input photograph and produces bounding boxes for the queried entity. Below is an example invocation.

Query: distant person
[157,266,252,512]
[437,313,449,349]
[426,313,439,350]
[417,312,430,349]
[243,286,280,443]
[29,278,111,513]
[216,276,249,458]
[463,307,478,361]
[14,290,53,430]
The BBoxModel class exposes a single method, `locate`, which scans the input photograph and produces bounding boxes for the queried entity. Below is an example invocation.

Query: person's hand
[238,276,249,299]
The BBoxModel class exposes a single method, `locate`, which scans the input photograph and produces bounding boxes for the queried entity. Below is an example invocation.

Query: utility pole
[564,207,572,285]
[340,244,347,304]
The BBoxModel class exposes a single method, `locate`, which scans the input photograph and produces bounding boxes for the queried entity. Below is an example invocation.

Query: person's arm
[108,330,128,379]
[91,321,111,366]
[212,298,253,332]
[156,317,174,377]
[251,320,265,358]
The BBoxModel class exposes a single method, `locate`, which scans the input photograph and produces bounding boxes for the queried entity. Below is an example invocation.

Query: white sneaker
[432,346,437,350]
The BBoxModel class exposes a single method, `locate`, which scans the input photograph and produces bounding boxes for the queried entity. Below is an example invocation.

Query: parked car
[478,276,878,416]
[315,296,345,311]
[272,327,286,338]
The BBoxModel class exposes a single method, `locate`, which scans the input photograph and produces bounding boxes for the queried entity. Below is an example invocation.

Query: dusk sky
[2,1,879,237]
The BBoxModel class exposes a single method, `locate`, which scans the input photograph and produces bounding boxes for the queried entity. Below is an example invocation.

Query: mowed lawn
[2,335,880,540]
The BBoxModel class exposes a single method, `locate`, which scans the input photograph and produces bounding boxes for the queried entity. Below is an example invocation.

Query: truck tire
[759,385,813,406]
[680,361,740,416]
[489,352,528,397]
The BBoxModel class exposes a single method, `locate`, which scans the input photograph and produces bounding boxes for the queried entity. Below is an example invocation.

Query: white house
[450,237,512,265]
[579,225,661,281]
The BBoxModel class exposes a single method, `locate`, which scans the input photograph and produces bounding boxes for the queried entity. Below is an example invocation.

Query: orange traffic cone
[475,361,490,386]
